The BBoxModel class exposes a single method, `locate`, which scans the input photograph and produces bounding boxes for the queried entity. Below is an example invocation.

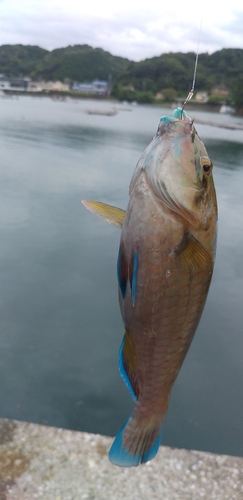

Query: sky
[0,0,243,61]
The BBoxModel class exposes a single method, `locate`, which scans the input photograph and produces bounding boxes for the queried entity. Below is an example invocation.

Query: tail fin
[108,417,164,467]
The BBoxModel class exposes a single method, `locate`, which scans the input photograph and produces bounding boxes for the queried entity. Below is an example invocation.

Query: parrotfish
[82,107,217,467]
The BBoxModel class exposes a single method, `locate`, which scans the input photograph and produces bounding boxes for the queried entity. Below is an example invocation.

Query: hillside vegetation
[119,49,243,92]
[0,44,129,82]
[0,44,48,76]
[0,44,243,108]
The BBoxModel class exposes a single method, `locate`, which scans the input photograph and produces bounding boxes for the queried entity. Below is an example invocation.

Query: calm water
[0,96,243,457]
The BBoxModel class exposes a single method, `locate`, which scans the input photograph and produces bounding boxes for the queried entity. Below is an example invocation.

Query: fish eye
[201,156,213,176]
[203,164,211,173]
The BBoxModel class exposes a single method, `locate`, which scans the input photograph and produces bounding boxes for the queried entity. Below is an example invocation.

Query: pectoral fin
[82,200,125,228]
[175,230,212,273]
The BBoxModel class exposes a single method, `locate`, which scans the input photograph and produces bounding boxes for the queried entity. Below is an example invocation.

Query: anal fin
[119,330,139,401]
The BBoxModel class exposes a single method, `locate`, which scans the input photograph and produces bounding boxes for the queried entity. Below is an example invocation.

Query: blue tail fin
[108,418,164,467]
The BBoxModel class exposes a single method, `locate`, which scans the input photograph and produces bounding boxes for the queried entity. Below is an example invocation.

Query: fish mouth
[142,118,212,230]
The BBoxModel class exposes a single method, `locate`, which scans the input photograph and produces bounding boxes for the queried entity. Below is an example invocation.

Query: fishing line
[181,19,203,117]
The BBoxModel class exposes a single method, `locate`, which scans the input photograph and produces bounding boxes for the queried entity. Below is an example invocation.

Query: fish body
[82,108,217,467]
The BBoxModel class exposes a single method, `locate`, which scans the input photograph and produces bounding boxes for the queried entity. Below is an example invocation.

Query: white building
[29,81,70,92]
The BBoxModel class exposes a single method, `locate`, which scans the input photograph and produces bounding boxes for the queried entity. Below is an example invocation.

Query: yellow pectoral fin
[81,200,126,228]
[175,230,213,273]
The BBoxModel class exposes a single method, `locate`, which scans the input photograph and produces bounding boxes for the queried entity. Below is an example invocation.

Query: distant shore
[0,88,222,111]
[3,89,243,116]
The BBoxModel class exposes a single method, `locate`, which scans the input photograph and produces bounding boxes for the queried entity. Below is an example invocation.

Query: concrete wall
[0,418,242,499]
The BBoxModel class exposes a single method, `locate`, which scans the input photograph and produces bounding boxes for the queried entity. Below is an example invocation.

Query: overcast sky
[0,0,242,61]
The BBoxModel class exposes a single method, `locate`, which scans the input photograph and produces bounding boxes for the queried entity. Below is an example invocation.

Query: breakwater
[0,418,242,499]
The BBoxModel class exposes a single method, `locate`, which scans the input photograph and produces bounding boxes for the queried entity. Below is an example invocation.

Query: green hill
[0,44,243,108]
[0,44,130,82]
[0,44,48,76]
[117,52,199,94]
[31,45,130,82]
[117,49,243,94]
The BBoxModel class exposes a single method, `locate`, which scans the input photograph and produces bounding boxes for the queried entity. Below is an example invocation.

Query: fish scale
[82,108,217,466]
[118,224,213,455]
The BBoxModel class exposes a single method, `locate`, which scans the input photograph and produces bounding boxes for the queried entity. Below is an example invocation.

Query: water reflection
[0,97,242,458]
[206,140,243,170]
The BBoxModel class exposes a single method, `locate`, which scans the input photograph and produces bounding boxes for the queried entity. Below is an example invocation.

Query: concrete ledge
[0,418,242,499]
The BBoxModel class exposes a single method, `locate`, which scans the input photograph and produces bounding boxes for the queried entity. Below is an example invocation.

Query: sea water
[0,96,242,457]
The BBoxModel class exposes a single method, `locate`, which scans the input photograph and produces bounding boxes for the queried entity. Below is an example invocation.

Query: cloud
[223,10,243,40]
[0,1,242,60]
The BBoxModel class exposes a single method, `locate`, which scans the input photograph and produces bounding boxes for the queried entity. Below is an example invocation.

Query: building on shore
[71,79,110,95]
[0,74,31,91]
[29,81,70,92]
[195,91,209,103]
[0,75,70,93]
[0,75,111,95]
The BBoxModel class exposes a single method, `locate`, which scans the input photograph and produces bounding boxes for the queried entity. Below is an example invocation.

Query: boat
[219,105,235,114]
[86,108,117,116]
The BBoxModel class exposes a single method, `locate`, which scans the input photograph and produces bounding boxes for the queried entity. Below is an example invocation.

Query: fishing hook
[181,20,202,119]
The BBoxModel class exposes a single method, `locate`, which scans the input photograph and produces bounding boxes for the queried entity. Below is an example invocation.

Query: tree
[160,88,177,101]
[232,76,243,113]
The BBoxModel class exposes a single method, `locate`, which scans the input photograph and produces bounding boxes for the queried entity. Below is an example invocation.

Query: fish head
[142,108,217,230]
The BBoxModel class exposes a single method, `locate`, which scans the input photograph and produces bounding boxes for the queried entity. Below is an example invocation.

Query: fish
[82,107,217,467]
